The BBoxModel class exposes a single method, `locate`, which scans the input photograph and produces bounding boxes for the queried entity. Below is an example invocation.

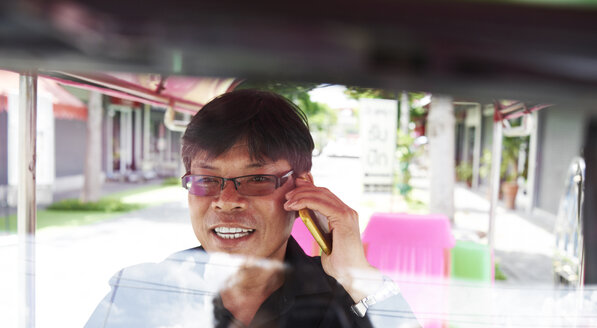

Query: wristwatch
[350,275,400,318]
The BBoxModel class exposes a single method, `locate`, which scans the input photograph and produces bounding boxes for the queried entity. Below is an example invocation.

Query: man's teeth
[214,227,254,239]
[215,227,253,233]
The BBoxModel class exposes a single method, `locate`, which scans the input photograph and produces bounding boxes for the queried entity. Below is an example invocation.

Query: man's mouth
[213,226,255,239]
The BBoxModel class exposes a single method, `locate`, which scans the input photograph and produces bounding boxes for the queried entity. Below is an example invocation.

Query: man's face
[187,143,296,262]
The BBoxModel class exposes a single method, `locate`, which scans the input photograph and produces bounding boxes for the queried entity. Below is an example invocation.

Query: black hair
[181,89,314,173]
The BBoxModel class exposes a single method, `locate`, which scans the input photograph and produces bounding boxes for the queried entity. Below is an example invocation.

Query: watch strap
[350,275,400,318]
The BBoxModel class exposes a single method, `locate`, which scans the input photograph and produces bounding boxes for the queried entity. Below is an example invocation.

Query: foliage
[344,87,396,100]
[479,135,528,183]
[408,92,429,119]
[237,80,337,131]
[47,198,141,212]
[106,184,167,199]
[162,177,181,186]
[395,131,418,197]
[479,149,492,179]
[237,81,319,99]
[405,198,427,213]
[410,106,427,120]
[479,149,508,181]
[0,211,117,232]
[0,185,178,233]
[502,136,527,182]
[495,262,507,281]
[456,162,473,183]
[344,87,428,120]
[296,94,337,131]
[343,87,430,198]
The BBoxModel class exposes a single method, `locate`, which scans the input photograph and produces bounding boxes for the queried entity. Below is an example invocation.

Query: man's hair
[181,89,314,173]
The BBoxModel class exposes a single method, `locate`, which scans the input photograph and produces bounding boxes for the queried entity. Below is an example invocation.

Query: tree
[237,80,337,130]
[344,87,396,100]
[236,81,319,102]
[344,87,428,119]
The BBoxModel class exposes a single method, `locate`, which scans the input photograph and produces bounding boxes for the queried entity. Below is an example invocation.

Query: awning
[0,70,88,120]
[493,100,552,122]
[41,71,242,114]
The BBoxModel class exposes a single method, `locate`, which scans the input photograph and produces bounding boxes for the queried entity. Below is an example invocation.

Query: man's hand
[284,175,382,302]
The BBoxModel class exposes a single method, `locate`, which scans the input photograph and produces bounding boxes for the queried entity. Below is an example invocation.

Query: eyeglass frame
[181,169,294,196]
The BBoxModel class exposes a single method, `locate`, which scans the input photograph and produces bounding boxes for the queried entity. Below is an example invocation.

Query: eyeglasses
[182,170,294,197]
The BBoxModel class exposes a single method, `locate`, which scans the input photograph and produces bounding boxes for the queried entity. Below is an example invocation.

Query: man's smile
[213,226,255,239]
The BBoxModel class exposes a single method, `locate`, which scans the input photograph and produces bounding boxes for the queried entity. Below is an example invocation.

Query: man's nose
[213,180,245,211]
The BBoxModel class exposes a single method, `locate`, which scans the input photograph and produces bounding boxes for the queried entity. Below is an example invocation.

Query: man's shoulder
[102,246,210,292]
[85,246,216,327]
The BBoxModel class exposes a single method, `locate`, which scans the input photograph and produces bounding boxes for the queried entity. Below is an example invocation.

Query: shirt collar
[282,235,333,296]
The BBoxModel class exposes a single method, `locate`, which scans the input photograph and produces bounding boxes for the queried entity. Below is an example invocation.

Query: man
[86,89,418,328]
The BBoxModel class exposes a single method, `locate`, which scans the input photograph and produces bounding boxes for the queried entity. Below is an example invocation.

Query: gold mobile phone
[298,208,332,255]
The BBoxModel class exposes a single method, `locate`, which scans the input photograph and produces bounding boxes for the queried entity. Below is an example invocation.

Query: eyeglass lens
[184,175,280,196]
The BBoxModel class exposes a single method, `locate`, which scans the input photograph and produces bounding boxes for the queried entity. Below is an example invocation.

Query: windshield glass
[2,1,597,327]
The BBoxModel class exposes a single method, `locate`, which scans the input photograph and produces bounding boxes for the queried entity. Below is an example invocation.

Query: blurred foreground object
[0,0,596,103]
[362,213,455,327]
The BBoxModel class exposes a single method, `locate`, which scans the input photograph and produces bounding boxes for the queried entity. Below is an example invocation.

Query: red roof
[43,71,241,114]
[0,70,88,120]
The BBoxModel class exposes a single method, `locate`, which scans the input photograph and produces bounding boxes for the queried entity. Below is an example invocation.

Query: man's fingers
[284,195,336,213]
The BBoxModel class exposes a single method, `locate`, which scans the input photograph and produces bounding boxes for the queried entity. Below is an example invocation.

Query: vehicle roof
[1,0,597,104]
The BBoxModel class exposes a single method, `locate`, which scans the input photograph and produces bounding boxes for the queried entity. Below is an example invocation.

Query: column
[428,95,455,221]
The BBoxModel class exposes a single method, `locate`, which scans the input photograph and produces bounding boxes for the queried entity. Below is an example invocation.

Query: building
[455,100,592,224]
[0,71,239,206]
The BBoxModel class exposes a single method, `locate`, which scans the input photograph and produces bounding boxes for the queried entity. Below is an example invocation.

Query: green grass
[47,198,141,212]
[102,183,167,199]
[0,211,118,232]
[161,177,181,186]
[0,184,179,233]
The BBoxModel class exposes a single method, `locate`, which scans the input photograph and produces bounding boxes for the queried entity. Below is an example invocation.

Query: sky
[308,85,358,109]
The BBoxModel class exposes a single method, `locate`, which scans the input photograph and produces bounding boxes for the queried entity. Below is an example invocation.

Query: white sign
[359,98,397,188]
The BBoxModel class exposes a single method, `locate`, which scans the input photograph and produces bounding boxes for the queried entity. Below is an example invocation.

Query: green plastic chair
[450,240,493,282]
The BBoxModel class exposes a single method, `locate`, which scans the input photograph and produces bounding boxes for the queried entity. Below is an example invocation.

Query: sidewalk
[0,178,167,218]
[452,185,555,285]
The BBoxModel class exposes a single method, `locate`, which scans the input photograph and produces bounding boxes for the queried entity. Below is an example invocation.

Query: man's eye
[198,177,220,185]
[248,175,273,183]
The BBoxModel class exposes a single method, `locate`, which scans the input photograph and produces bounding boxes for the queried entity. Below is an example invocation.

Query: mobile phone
[298,208,332,255]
